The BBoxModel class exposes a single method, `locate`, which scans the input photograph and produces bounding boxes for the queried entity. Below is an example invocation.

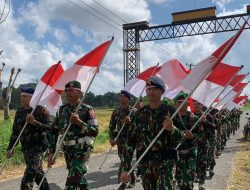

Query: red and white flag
[53,38,113,92]
[123,59,189,99]
[30,62,64,115]
[214,74,247,110]
[156,59,190,99]
[190,63,241,107]
[226,95,248,111]
[123,65,161,97]
[181,23,246,94]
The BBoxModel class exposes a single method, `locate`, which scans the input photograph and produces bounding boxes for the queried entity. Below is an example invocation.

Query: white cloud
[1,0,249,99]
[212,0,236,12]
[53,28,68,42]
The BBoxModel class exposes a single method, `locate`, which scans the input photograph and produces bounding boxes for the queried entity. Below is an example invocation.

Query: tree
[0,62,21,120]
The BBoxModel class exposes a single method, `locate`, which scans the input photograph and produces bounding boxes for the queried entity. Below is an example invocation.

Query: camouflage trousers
[64,148,90,190]
[196,143,208,184]
[216,125,222,152]
[141,160,174,190]
[175,152,196,190]
[207,134,216,171]
[21,152,50,190]
[117,140,135,184]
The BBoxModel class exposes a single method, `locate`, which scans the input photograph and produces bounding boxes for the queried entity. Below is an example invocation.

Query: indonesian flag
[190,62,241,107]
[53,38,113,92]
[213,74,247,109]
[181,23,246,94]
[123,59,189,99]
[30,62,64,115]
[156,59,190,99]
[226,95,248,111]
[123,65,161,97]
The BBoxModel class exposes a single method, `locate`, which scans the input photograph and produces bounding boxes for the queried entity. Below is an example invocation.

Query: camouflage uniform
[175,111,202,190]
[49,103,98,190]
[220,114,227,150]
[109,106,136,184]
[121,104,186,190]
[194,112,214,185]
[7,105,51,190]
[204,113,216,173]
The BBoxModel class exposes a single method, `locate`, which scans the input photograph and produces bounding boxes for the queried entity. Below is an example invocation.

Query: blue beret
[120,90,132,100]
[146,76,165,92]
[20,87,35,95]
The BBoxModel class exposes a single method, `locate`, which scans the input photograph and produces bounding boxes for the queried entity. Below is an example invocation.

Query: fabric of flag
[123,65,161,97]
[181,23,245,93]
[53,38,113,92]
[30,62,64,115]
[190,62,241,107]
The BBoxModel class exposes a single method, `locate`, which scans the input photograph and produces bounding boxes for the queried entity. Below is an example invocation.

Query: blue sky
[0,0,250,96]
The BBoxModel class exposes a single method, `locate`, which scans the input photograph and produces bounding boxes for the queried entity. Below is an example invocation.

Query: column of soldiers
[6,81,98,190]
[5,77,242,190]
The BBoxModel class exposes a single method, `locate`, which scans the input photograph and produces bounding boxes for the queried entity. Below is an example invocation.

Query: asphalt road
[0,111,248,190]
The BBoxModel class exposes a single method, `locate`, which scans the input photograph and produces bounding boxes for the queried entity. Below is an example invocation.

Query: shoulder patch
[89,109,96,119]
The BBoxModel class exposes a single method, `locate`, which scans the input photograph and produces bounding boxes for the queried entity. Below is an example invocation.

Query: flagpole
[116,59,217,189]
[99,62,160,170]
[214,72,249,113]
[217,81,249,115]
[175,65,243,149]
[37,38,114,189]
[116,23,246,190]
[0,61,62,175]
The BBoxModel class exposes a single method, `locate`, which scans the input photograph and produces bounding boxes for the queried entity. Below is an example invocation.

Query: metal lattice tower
[123,6,250,85]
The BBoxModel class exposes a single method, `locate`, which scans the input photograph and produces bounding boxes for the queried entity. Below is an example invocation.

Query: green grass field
[0,109,112,168]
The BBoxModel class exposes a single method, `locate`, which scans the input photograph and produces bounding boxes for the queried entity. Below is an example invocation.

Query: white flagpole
[0,61,61,175]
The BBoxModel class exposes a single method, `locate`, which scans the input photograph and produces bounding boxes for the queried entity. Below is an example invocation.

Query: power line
[0,0,11,24]
[92,0,127,23]
[78,0,122,27]
[67,0,122,33]
[67,0,196,64]
[90,0,196,64]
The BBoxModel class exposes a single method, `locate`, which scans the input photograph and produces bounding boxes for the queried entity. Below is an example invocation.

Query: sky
[0,0,250,96]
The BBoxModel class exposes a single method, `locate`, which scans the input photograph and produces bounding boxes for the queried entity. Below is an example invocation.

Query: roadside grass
[227,140,250,190]
[0,108,112,181]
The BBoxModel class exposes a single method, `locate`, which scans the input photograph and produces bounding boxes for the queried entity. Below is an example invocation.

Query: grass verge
[227,140,250,190]
[0,108,113,181]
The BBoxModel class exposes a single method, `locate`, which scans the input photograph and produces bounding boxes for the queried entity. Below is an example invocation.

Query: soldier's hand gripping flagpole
[99,62,160,170]
[37,37,113,189]
[175,65,243,149]
[0,61,62,175]
[116,22,246,190]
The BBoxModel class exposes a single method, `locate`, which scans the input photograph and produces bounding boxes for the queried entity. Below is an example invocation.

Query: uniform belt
[63,136,94,146]
[142,148,178,162]
[179,148,192,154]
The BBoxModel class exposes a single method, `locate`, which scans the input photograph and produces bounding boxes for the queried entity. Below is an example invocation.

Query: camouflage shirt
[121,104,186,172]
[7,105,51,153]
[178,111,202,150]
[49,103,98,153]
[109,106,136,141]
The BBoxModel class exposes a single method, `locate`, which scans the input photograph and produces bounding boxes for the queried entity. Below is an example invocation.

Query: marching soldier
[193,101,215,190]
[109,90,136,189]
[6,87,51,190]
[120,76,194,190]
[47,80,98,190]
[174,93,202,190]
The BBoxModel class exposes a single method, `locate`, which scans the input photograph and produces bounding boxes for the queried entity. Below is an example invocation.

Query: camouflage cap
[20,87,35,96]
[120,90,132,100]
[65,80,81,91]
[146,76,165,92]
[174,92,188,102]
